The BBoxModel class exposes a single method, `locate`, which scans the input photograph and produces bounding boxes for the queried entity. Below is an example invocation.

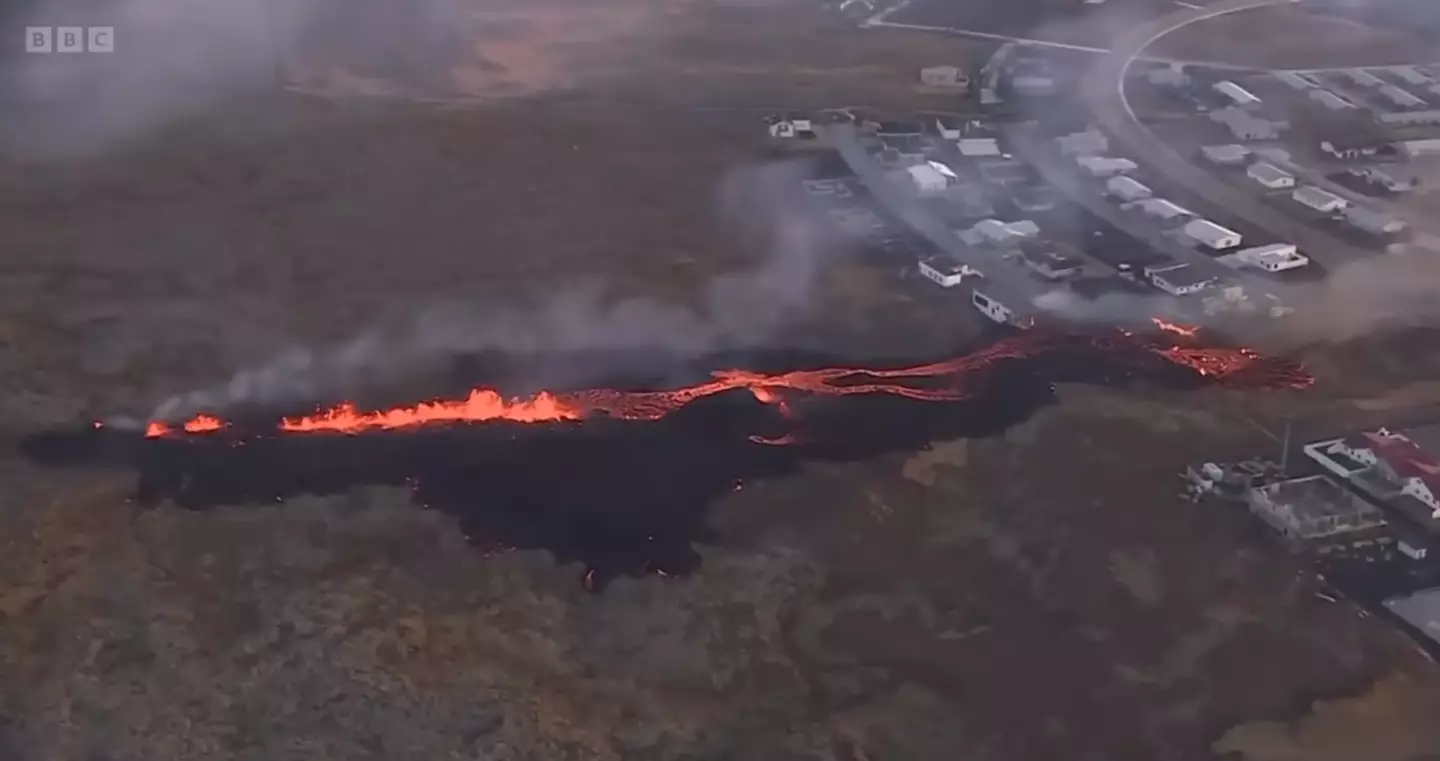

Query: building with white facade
[1388,66,1433,86]
[1344,68,1386,87]
[1183,219,1242,250]
[957,138,1002,157]
[1056,129,1108,157]
[904,161,958,194]
[917,255,982,287]
[1308,89,1355,110]
[1274,71,1317,90]
[1209,107,1279,140]
[1319,429,1440,517]
[1399,138,1440,157]
[1134,198,1194,222]
[1379,84,1425,109]
[1144,262,1216,296]
[1378,109,1440,125]
[1292,185,1348,212]
[1246,162,1294,189]
[1233,243,1308,272]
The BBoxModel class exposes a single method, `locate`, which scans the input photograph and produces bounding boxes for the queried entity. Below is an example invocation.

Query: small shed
[1183,219,1242,250]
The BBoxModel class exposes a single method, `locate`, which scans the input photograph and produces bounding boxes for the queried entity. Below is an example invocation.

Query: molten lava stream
[135,328,1312,439]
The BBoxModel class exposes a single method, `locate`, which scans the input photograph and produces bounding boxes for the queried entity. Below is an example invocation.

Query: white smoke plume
[146,159,839,422]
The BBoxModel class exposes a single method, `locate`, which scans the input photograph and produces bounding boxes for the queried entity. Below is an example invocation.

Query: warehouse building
[1183,218,1243,250]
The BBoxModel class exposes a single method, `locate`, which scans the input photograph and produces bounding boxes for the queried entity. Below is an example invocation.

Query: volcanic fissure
[22,324,1313,590]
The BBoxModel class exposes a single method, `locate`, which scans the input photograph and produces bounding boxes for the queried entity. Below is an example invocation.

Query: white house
[1399,538,1430,561]
[1355,166,1420,192]
[932,115,965,140]
[1209,108,1279,140]
[1134,198,1194,222]
[957,138,1002,157]
[1183,219,1243,250]
[1292,186,1348,212]
[1246,161,1295,189]
[1145,262,1217,296]
[1308,89,1355,111]
[1328,429,1440,516]
[1201,144,1250,165]
[1076,156,1137,177]
[768,115,815,139]
[1106,175,1151,201]
[1389,66,1433,86]
[1399,138,1440,157]
[1213,80,1261,108]
[918,255,982,287]
[905,162,957,194]
[1234,243,1308,272]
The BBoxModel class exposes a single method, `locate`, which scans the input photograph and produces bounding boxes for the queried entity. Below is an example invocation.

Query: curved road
[1081,0,1367,267]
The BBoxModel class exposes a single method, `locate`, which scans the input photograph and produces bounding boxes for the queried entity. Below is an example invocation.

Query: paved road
[1080,0,1372,269]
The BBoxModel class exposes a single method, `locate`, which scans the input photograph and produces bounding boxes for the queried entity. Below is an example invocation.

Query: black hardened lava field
[19,326,1312,590]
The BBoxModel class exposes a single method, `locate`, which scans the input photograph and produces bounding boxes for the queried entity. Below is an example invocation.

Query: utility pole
[1280,417,1292,475]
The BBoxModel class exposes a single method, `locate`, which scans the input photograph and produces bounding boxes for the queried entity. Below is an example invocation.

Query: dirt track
[2,1,1440,759]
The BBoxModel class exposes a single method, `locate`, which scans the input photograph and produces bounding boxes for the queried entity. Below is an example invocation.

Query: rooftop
[1248,162,1293,184]
[1147,262,1215,288]
[1383,587,1440,647]
[1345,428,1440,501]
[920,254,975,276]
[1258,475,1386,523]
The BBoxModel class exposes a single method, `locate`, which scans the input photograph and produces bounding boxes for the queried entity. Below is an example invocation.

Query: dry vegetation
[1,0,1440,759]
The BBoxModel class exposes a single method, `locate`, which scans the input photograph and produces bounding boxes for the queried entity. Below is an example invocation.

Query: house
[1076,156,1137,177]
[1144,262,1216,296]
[1246,161,1295,189]
[1233,243,1309,272]
[1378,109,1440,125]
[1022,250,1082,280]
[1183,218,1243,250]
[956,138,1002,157]
[920,66,969,88]
[767,114,815,139]
[1106,175,1151,201]
[917,255,982,287]
[1209,107,1279,140]
[1320,138,1382,160]
[1253,146,1292,164]
[1378,84,1425,109]
[1134,197,1194,222]
[1344,68,1386,87]
[1056,129,1108,157]
[961,219,1037,246]
[1393,522,1431,560]
[1399,138,1440,157]
[1308,89,1355,110]
[1213,80,1261,108]
[1343,206,1408,236]
[1292,185,1349,212]
[1388,66,1433,86]
[1274,71,1317,90]
[1330,429,1440,516]
[1201,144,1250,165]
[905,161,958,194]
[931,114,965,140]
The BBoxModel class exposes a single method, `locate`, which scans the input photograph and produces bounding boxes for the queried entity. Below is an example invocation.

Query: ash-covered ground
[3,1,1440,760]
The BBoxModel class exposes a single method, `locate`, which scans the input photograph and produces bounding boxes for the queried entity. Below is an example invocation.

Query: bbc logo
[25,27,115,54]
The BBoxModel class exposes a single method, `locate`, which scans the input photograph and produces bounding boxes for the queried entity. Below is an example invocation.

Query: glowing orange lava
[138,329,1312,439]
[1151,317,1200,338]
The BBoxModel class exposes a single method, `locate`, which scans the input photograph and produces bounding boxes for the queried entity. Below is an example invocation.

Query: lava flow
[42,326,1312,591]
[140,327,1310,439]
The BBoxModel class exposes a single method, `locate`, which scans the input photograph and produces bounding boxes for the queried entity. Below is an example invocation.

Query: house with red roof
[1332,429,1440,517]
